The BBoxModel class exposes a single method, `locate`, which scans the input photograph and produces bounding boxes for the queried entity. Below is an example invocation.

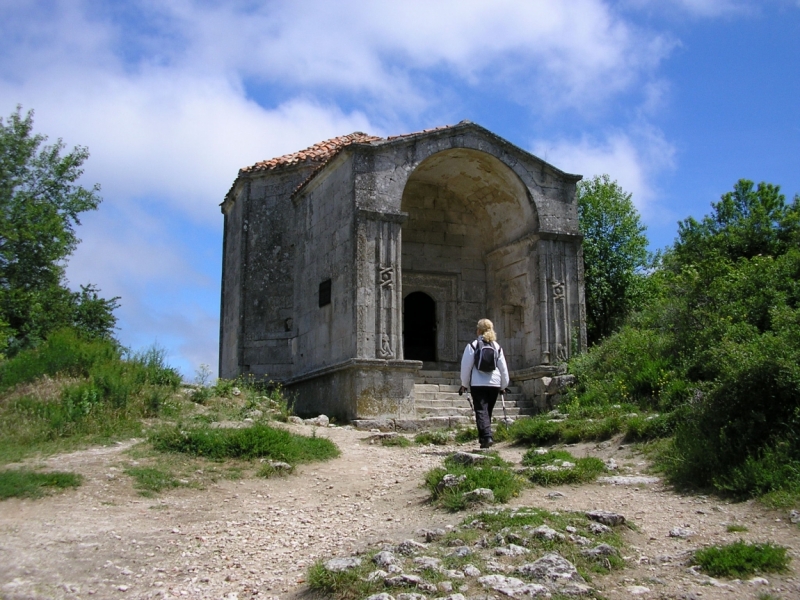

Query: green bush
[150,424,340,464]
[125,466,185,496]
[414,430,451,445]
[692,540,789,578]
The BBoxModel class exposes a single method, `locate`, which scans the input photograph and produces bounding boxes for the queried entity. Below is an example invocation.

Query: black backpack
[472,338,501,373]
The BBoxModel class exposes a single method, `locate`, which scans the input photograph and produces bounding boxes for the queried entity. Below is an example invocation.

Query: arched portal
[400,148,538,370]
[403,291,437,362]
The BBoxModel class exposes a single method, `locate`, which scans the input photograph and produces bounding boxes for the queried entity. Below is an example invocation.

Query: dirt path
[1,424,798,599]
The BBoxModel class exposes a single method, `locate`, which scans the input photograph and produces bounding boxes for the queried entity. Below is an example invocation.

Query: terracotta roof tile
[240,132,383,174]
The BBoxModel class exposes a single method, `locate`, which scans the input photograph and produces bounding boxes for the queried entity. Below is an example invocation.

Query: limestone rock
[287,416,303,424]
[669,527,694,538]
[462,488,494,503]
[412,556,440,570]
[419,528,446,542]
[436,474,466,493]
[385,574,423,587]
[581,543,618,558]
[462,564,481,577]
[478,574,549,597]
[396,594,427,600]
[304,414,329,427]
[450,452,488,466]
[324,557,362,572]
[366,594,394,600]
[789,510,800,524]
[588,522,611,535]
[396,539,427,556]
[517,552,585,585]
[586,510,626,526]
[448,546,471,558]
[529,524,566,541]
[374,550,398,567]
[495,544,530,556]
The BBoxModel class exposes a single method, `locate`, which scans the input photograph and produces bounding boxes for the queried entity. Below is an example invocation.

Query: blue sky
[1,0,798,378]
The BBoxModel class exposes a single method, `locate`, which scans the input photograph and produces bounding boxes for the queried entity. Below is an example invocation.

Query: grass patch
[692,540,790,578]
[424,452,524,511]
[521,449,606,485]
[125,466,186,497]
[726,524,749,533]
[150,423,340,465]
[379,435,411,447]
[0,468,82,499]
[414,430,452,445]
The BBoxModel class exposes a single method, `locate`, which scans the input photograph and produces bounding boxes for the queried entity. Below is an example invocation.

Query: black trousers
[471,386,500,441]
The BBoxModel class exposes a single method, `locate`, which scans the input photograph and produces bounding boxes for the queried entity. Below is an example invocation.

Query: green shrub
[0,469,82,499]
[150,424,340,464]
[692,540,789,578]
[454,427,478,444]
[379,435,411,447]
[624,412,679,442]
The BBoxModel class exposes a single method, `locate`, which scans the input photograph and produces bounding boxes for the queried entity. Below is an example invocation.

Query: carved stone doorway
[403,292,437,362]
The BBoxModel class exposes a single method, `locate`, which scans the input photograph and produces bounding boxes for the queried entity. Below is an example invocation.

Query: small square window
[319,279,331,307]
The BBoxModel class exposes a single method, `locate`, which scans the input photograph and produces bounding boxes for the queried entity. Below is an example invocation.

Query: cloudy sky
[1,0,798,378]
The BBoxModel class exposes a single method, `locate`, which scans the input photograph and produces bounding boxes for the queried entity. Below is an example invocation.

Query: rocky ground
[0,422,798,600]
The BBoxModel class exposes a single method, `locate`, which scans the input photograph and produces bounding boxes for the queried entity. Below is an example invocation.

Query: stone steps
[413,369,535,422]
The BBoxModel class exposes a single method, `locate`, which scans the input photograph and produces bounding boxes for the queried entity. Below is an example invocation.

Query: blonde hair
[476,318,496,343]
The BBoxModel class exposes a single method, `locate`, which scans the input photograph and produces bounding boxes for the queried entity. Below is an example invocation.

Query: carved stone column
[356,209,406,360]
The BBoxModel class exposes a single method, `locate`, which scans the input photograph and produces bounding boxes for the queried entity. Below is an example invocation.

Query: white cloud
[623,0,755,17]
[531,125,676,215]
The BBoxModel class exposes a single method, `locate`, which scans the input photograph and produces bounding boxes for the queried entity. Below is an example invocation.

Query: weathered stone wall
[293,155,358,373]
[219,183,247,379]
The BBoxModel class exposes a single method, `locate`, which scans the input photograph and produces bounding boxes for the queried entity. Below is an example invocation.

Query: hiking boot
[480,437,494,449]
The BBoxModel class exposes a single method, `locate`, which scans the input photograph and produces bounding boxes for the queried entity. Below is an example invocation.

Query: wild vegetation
[571,177,800,502]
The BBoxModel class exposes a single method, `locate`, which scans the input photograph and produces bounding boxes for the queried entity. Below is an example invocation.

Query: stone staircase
[414,369,535,421]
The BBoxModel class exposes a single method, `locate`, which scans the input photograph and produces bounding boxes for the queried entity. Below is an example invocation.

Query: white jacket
[460,337,510,389]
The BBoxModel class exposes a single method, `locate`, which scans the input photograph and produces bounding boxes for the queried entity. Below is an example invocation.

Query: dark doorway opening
[404,292,437,361]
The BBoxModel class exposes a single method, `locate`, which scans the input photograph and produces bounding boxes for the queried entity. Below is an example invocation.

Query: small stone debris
[748,576,769,586]
[546,491,565,499]
[436,474,466,493]
[264,460,292,472]
[324,557,362,572]
[627,585,651,595]
[287,416,303,424]
[365,594,394,600]
[597,475,660,485]
[789,509,800,524]
[586,510,626,526]
[366,569,388,581]
[517,552,585,584]
[462,488,494,503]
[449,451,488,466]
[668,527,694,538]
[396,594,427,600]
[569,534,593,546]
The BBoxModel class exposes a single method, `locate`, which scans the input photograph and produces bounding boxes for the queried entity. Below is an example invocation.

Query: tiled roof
[240,132,383,174]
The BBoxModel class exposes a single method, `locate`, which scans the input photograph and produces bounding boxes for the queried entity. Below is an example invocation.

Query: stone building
[220,121,585,425]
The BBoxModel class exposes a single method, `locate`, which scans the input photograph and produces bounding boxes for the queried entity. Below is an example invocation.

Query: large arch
[400,148,540,370]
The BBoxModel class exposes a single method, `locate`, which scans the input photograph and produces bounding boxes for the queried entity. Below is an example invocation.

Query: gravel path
[1,424,798,599]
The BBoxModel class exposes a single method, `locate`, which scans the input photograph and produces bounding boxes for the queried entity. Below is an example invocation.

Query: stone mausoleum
[220,121,586,426]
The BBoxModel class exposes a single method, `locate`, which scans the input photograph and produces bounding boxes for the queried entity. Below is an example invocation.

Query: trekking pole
[500,389,510,428]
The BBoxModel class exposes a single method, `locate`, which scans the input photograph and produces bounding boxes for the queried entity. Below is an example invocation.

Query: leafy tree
[0,106,118,355]
[577,174,651,345]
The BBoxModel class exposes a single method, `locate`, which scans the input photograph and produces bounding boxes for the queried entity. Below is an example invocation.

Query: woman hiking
[459,318,509,448]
